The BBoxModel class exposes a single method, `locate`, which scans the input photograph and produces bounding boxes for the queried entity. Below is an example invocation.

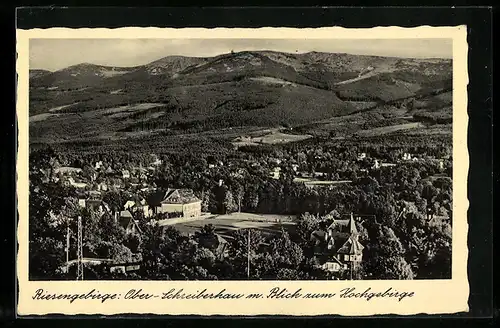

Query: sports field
[171,212,297,239]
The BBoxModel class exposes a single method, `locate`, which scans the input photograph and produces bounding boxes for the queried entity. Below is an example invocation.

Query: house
[94,161,104,170]
[270,158,282,165]
[372,160,396,169]
[109,261,141,274]
[326,214,364,264]
[124,199,151,218]
[78,198,86,208]
[402,153,412,161]
[124,200,136,210]
[116,210,142,234]
[54,167,82,175]
[311,214,364,273]
[68,177,87,189]
[358,153,367,160]
[147,188,202,218]
[195,233,229,260]
[122,170,130,179]
[269,167,281,180]
[88,190,102,199]
[313,171,326,178]
[215,235,230,259]
[60,258,114,274]
[320,257,346,273]
[97,181,108,191]
[87,199,110,216]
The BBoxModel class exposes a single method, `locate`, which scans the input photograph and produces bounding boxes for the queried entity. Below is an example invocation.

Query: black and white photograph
[27,36,454,282]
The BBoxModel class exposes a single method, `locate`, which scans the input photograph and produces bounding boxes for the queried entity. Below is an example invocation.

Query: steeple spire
[348,213,358,235]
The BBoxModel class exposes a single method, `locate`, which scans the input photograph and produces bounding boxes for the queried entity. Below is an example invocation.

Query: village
[32,143,451,280]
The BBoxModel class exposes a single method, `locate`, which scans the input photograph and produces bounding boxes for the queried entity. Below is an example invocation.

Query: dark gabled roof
[118,215,142,234]
[324,256,344,266]
[332,256,344,265]
[336,235,364,255]
[327,214,358,235]
[147,188,200,207]
[120,210,133,219]
[195,233,228,251]
[310,230,327,245]
[118,216,133,229]
[161,188,201,204]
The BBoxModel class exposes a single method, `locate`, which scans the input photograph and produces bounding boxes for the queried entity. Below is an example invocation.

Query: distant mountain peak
[145,56,209,76]
[61,62,100,70]
[29,69,52,79]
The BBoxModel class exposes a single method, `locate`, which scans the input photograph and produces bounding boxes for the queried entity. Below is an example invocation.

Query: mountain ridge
[29,50,453,146]
[30,50,452,81]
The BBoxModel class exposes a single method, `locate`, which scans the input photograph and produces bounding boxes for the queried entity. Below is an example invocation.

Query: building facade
[148,188,202,218]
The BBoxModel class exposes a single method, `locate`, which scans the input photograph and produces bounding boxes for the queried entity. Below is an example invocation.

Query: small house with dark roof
[117,210,142,234]
[86,199,111,217]
[194,233,229,260]
[124,197,152,218]
[147,188,202,218]
[122,170,130,179]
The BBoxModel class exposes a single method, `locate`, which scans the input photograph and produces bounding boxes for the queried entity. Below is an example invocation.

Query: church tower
[336,213,365,279]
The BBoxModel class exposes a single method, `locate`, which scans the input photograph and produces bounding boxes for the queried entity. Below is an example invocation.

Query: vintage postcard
[17,26,469,316]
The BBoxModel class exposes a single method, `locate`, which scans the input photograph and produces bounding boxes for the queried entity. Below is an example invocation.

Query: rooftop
[148,188,201,206]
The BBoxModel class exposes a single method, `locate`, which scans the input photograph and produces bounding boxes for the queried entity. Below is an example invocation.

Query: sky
[30,38,453,71]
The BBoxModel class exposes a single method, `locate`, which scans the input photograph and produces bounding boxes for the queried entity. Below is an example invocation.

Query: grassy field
[401,123,452,136]
[101,102,165,115]
[355,122,425,137]
[233,130,312,147]
[29,113,61,123]
[171,212,297,239]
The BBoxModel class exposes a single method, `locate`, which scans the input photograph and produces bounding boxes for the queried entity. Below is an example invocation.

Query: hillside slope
[29,50,452,144]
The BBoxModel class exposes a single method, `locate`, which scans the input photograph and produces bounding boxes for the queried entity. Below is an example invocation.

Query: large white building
[148,188,202,218]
